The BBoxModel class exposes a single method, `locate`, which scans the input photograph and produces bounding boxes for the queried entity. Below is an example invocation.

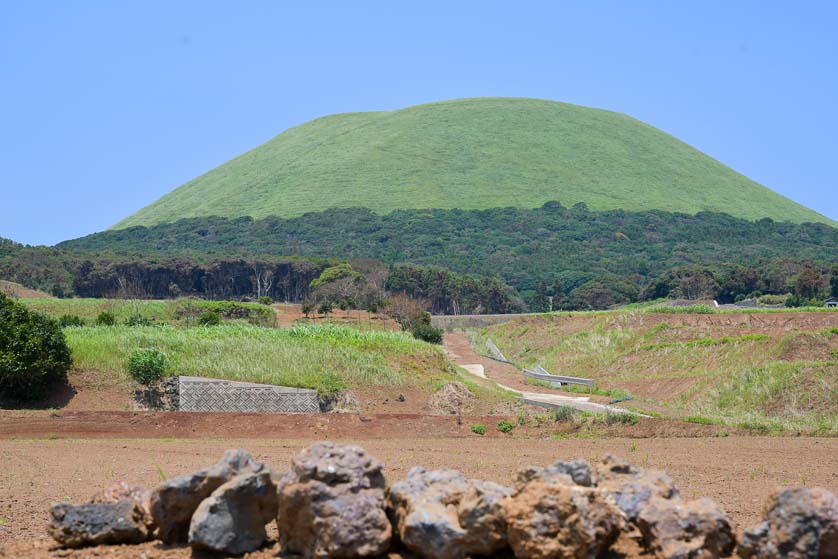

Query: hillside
[114,98,832,228]
[0,279,52,299]
[470,310,837,433]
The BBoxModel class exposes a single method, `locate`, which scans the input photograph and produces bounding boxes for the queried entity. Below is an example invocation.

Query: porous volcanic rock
[739,487,838,559]
[515,458,595,487]
[504,475,626,559]
[276,441,391,558]
[150,449,268,543]
[636,496,735,558]
[49,500,150,548]
[188,469,279,554]
[595,454,679,522]
[91,482,154,528]
[387,467,512,559]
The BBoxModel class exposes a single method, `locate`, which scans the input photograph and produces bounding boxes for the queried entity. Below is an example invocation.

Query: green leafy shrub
[0,294,72,400]
[470,424,486,435]
[497,420,515,433]
[198,311,222,326]
[95,311,116,326]
[58,314,85,328]
[318,301,334,315]
[258,296,273,306]
[124,313,151,327]
[127,348,168,384]
[411,322,443,344]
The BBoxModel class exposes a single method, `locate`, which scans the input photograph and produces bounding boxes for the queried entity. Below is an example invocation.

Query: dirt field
[1,436,835,552]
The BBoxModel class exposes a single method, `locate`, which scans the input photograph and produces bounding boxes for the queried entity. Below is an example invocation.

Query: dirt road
[443,332,637,414]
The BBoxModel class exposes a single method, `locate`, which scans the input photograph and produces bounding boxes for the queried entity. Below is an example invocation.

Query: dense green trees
[2,204,837,312]
[56,204,836,296]
[0,294,72,400]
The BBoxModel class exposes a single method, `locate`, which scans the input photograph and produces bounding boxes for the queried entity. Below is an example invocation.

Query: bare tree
[251,264,274,299]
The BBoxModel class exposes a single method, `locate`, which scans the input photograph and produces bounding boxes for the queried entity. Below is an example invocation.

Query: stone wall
[177,376,318,413]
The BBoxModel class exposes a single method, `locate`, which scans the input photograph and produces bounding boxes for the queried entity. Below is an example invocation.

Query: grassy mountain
[114,98,832,228]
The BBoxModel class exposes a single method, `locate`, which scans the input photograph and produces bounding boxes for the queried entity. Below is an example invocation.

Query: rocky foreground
[20,442,838,558]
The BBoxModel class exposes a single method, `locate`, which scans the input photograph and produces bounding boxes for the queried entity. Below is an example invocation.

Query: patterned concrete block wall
[178,376,319,413]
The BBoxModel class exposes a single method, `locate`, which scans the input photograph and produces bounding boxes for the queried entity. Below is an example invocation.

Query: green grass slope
[115,97,832,228]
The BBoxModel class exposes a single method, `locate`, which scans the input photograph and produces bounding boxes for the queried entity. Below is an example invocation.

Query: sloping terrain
[114,97,832,228]
[471,310,838,432]
[0,279,51,298]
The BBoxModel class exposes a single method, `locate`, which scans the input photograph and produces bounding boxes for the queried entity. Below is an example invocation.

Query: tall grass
[65,323,444,395]
[473,310,837,433]
[20,298,273,326]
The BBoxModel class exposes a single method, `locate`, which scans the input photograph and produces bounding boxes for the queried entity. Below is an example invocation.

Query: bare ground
[0,436,835,555]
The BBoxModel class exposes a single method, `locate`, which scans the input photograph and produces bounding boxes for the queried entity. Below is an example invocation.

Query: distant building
[826,297,838,308]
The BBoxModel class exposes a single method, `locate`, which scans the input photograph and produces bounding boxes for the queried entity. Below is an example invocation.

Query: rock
[739,487,838,559]
[387,467,512,559]
[516,458,594,487]
[188,469,279,554]
[504,475,626,559]
[91,482,153,528]
[150,449,268,543]
[49,500,149,548]
[595,454,679,522]
[636,496,735,558]
[276,441,391,558]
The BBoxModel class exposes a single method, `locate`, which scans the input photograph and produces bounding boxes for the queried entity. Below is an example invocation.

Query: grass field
[20,298,274,327]
[64,323,450,395]
[114,97,832,228]
[471,311,838,433]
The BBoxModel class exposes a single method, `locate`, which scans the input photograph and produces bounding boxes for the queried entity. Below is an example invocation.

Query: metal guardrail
[525,366,595,391]
[485,339,507,362]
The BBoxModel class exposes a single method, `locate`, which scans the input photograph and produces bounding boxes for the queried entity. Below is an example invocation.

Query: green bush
[58,314,86,328]
[470,424,486,435]
[411,322,444,344]
[127,348,168,384]
[258,296,273,306]
[124,313,151,327]
[198,311,222,326]
[552,406,577,422]
[0,294,72,400]
[95,311,117,326]
[497,420,515,433]
[318,301,334,315]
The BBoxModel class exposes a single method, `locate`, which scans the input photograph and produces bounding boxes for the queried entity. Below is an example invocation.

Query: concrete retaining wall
[178,376,319,413]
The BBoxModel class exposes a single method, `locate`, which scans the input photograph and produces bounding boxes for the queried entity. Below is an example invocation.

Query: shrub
[58,314,85,328]
[301,301,314,318]
[411,322,443,344]
[258,296,273,306]
[552,406,577,422]
[124,313,151,327]
[95,311,116,326]
[470,424,486,435]
[0,294,72,400]
[497,420,515,433]
[318,301,334,315]
[127,348,168,384]
[198,311,222,326]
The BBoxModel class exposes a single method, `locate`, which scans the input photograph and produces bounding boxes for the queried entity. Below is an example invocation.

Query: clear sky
[2,1,836,246]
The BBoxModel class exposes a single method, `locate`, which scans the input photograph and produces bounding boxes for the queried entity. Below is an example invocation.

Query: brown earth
[0,280,52,299]
[272,303,399,330]
[0,436,836,556]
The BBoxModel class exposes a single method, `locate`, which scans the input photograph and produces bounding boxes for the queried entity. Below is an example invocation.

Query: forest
[2,202,837,312]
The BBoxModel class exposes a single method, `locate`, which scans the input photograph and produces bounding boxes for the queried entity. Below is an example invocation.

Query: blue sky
[2,1,836,245]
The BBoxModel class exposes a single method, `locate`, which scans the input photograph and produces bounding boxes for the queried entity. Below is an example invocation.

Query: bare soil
[0,436,835,556]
